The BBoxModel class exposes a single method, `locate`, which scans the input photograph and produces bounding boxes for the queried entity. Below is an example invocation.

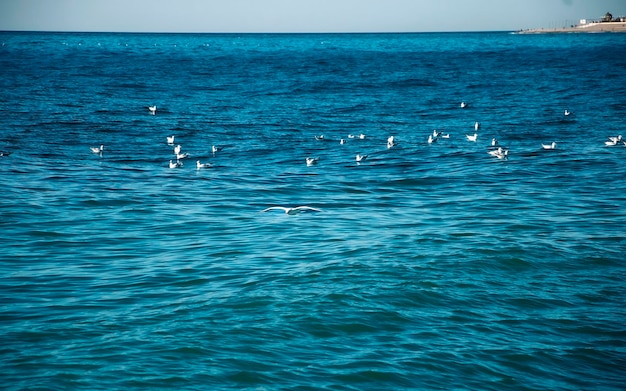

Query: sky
[0,0,625,33]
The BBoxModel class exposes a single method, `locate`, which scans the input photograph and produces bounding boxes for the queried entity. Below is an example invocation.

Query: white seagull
[427,134,437,144]
[466,133,478,142]
[387,136,397,149]
[166,135,175,145]
[196,160,210,169]
[432,129,442,138]
[306,157,319,166]
[488,147,508,159]
[169,160,183,168]
[148,105,157,115]
[212,145,224,155]
[475,121,480,131]
[90,144,104,154]
[340,138,346,145]
[356,154,368,162]
[564,109,571,116]
[491,138,499,147]
[261,206,322,215]
[542,142,557,150]
[461,101,467,108]
[176,152,190,160]
[174,144,182,155]
[607,135,623,144]
[314,135,325,141]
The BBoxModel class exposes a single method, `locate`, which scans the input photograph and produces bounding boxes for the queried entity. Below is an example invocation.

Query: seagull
[0,151,12,157]
[608,135,623,144]
[427,134,437,144]
[314,135,324,141]
[488,147,509,159]
[475,121,480,131]
[148,105,157,115]
[491,138,499,147]
[306,157,319,166]
[169,160,183,168]
[460,101,468,108]
[261,206,322,215]
[466,133,478,142]
[166,135,175,145]
[90,144,104,154]
[356,154,368,162]
[441,133,450,139]
[176,152,190,160]
[174,144,182,155]
[542,142,557,150]
[358,134,366,139]
[196,160,210,169]
[433,129,442,138]
[212,145,224,155]
[340,138,346,145]
[564,109,571,116]
[387,136,397,149]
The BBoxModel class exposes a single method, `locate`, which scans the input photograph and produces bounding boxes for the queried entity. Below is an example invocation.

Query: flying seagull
[261,206,322,215]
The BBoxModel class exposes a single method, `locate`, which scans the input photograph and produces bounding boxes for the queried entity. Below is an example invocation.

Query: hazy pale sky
[1,0,625,33]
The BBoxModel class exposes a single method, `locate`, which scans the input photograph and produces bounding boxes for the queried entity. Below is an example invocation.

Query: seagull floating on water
[196,160,210,169]
[314,135,325,141]
[564,109,571,116]
[166,135,175,145]
[0,151,12,157]
[261,206,322,215]
[488,147,509,159]
[176,152,190,160]
[306,157,319,166]
[90,144,104,154]
[433,129,442,138]
[475,121,480,131]
[356,154,368,162]
[460,101,468,108]
[340,138,346,145]
[466,133,478,142]
[148,105,157,115]
[174,144,182,155]
[169,160,183,168]
[542,142,557,150]
[427,134,437,144]
[212,145,224,155]
[387,136,397,149]
[491,138,499,147]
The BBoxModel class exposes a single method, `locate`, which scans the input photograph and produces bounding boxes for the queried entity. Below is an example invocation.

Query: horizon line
[1,29,517,35]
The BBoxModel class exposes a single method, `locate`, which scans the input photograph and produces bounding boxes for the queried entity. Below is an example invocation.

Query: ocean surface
[1,31,625,390]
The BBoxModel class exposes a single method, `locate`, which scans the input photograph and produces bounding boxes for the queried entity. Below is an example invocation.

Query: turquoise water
[1,31,625,390]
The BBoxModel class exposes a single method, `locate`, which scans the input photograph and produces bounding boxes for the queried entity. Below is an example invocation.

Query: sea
[0,31,625,390]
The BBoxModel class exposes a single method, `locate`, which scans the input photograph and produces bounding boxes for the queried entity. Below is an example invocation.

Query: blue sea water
[1,31,625,390]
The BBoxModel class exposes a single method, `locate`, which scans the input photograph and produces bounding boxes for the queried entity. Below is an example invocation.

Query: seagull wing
[292,206,322,213]
[261,206,288,213]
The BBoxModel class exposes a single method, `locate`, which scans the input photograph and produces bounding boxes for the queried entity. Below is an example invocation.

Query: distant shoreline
[518,21,626,34]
